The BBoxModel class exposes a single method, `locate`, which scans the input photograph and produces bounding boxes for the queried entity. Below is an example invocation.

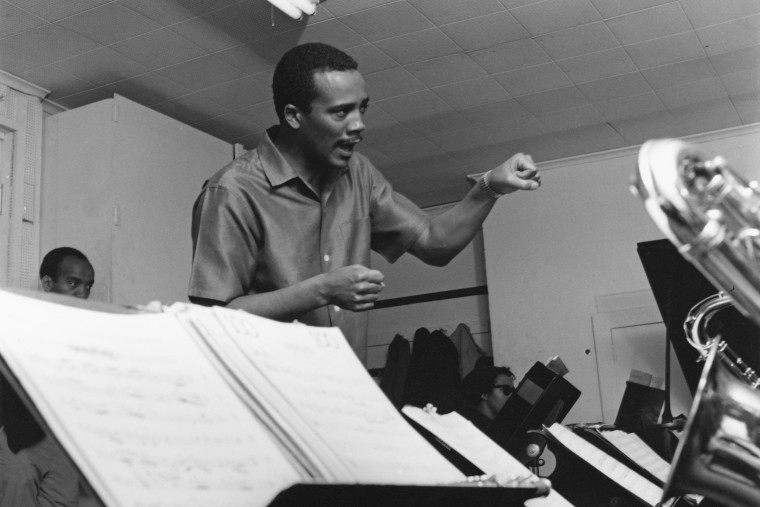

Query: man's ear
[283,104,301,129]
[40,275,53,292]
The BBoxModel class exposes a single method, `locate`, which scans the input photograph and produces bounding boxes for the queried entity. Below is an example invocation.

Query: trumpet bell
[663,341,760,507]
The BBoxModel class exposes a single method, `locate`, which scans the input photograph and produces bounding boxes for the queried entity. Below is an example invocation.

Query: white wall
[366,207,490,369]
[484,124,760,423]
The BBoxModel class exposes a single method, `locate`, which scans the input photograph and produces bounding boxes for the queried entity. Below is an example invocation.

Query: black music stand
[486,361,580,463]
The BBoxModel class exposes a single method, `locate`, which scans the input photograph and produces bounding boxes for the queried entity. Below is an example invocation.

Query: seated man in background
[459,365,517,432]
[39,247,95,300]
[0,247,94,506]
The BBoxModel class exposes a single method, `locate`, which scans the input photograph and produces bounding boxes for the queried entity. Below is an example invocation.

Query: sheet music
[185,306,466,486]
[0,291,302,507]
[597,429,671,484]
[401,406,575,507]
[546,423,663,507]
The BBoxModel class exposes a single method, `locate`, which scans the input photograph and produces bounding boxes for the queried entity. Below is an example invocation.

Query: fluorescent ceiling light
[267,0,320,20]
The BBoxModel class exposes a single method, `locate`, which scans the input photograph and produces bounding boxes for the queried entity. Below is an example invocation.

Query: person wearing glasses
[459,365,517,432]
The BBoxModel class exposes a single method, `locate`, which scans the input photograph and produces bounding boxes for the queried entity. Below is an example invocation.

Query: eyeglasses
[492,384,514,396]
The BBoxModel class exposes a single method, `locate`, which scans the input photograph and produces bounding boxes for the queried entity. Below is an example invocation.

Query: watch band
[479,170,505,199]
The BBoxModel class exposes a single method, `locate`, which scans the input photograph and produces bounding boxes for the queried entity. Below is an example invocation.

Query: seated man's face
[42,256,95,299]
[484,373,515,417]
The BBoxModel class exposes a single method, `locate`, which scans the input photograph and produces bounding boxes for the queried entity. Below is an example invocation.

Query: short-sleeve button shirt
[189,127,429,362]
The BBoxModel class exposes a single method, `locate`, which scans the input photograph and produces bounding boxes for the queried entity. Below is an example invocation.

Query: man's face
[484,373,515,416]
[42,256,95,299]
[297,69,369,171]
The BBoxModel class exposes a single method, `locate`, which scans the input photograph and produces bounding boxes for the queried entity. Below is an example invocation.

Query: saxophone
[633,138,760,507]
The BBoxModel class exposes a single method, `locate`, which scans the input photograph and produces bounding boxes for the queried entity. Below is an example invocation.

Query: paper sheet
[546,423,663,507]
[0,291,302,507]
[189,306,467,486]
[401,407,575,507]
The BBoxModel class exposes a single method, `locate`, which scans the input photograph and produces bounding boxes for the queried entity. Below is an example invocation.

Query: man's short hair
[272,42,358,122]
[39,247,91,280]
[461,365,515,403]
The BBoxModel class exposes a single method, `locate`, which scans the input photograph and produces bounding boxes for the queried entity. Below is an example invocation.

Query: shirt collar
[258,126,299,188]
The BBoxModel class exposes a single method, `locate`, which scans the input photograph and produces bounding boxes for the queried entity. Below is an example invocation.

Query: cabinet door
[109,95,232,306]
[592,305,693,424]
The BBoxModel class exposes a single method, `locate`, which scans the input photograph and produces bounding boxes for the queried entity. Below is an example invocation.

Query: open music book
[542,423,693,507]
[401,406,574,507]
[0,289,549,507]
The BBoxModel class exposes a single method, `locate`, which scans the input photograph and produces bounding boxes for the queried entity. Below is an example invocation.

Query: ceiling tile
[402,109,475,136]
[196,75,272,110]
[116,0,241,25]
[55,46,149,86]
[728,90,760,123]
[640,58,716,89]
[494,62,573,96]
[578,72,653,102]
[103,71,193,106]
[535,103,606,131]
[709,44,760,75]
[610,110,679,145]
[374,28,460,65]
[554,123,627,155]
[151,92,230,124]
[111,29,207,70]
[23,64,94,99]
[655,76,728,108]
[721,68,760,98]
[156,55,246,92]
[0,44,39,75]
[406,53,486,88]
[52,86,111,109]
[588,0,675,19]
[236,100,278,129]
[428,126,496,153]
[432,76,511,110]
[510,0,601,36]
[55,3,161,45]
[325,0,399,17]
[191,112,261,140]
[374,89,452,121]
[169,2,276,52]
[409,0,506,25]
[0,1,47,38]
[469,38,550,74]
[515,86,590,115]
[605,3,692,46]
[345,44,397,74]
[680,0,760,30]
[536,21,619,60]
[669,97,742,135]
[625,31,707,69]
[487,116,548,142]
[438,11,528,52]
[6,0,110,22]
[298,19,367,48]
[214,43,277,75]
[696,14,760,56]
[340,2,434,42]
[459,98,532,126]
[364,67,425,101]
[594,91,665,121]
[0,23,100,67]
[362,104,421,146]
[557,47,637,83]
[378,137,442,165]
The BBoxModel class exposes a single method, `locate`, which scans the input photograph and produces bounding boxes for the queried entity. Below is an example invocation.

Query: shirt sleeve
[188,184,260,304]
[367,166,430,263]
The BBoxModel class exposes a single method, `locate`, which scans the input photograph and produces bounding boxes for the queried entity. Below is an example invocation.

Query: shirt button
[333,306,341,312]
[323,254,330,262]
